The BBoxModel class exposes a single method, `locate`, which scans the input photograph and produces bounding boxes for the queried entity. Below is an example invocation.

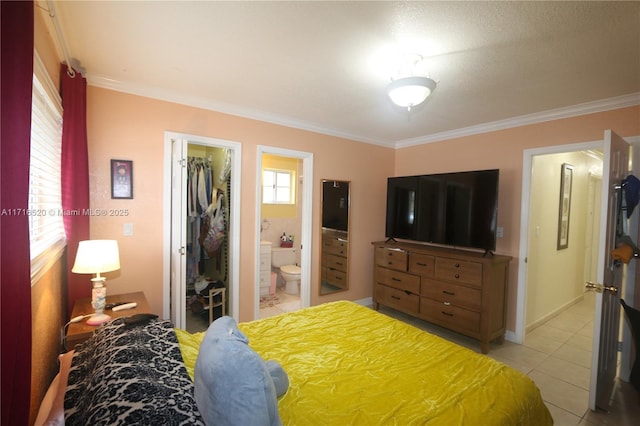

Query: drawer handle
[455,263,460,268]
[391,295,401,300]
[416,262,427,266]
[455,274,460,279]
[336,262,343,266]
[337,238,348,242]
[335,277,343,281]
[404,291,412,295]
[442,290,455,296]
[391,277,401,282]
[441,311,453,317]
[443,301,451,306]
[387,248,404,252]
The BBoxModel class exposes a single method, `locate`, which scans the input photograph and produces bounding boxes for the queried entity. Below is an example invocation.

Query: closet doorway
[164,132,241,331]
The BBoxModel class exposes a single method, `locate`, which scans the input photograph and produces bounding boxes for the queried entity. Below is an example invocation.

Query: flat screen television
[322,180,349,232]
[385,169,499,252]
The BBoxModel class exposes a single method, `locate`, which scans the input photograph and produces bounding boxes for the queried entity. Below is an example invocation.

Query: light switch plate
[124,223,133,236]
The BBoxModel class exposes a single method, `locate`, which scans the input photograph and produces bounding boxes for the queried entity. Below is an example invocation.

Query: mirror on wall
[320,180,350,295]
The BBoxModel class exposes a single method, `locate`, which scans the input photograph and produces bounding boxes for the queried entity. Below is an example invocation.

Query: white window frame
[262,169,295,205]
[29,52,66,285]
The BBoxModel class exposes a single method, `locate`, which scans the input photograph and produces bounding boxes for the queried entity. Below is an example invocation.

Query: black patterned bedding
[64,318,204,425]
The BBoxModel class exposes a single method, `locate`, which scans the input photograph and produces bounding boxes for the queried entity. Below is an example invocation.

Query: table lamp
[72,239,120,325]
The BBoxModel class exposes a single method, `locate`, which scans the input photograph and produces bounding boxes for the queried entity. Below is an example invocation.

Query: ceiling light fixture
[386,54,437,112]
[387,76,437,111]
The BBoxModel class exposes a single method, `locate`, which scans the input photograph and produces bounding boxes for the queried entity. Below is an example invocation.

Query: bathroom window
[263,169,295,204]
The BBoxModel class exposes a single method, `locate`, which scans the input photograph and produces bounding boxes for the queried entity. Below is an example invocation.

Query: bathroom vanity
[259,240,272,296]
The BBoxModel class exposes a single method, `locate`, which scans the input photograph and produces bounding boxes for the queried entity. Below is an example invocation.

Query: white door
[589,130,629,410]
[170,139,188,329]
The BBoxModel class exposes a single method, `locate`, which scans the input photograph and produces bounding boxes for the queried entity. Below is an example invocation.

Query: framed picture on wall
[111,159,133,199]
[557,163,573,250]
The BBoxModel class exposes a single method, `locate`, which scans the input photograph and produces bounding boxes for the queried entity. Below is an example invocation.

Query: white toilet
[271,247,301,295]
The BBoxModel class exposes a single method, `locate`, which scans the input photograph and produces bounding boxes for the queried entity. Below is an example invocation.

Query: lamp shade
[387,76,437,109]
[72,240,120,274]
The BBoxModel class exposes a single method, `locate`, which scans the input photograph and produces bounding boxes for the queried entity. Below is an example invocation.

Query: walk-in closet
[185,144,231,333]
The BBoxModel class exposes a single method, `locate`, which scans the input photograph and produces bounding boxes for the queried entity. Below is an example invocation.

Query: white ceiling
[49,1,640,148]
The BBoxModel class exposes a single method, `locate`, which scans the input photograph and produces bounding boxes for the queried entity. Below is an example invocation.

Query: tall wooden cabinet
[372,240,511,354]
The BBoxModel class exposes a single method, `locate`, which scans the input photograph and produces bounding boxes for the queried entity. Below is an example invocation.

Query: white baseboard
[354,297,373,307]
[526,294,584,333]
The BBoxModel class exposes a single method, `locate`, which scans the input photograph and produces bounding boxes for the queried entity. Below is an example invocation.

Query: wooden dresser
[372,241,511,353]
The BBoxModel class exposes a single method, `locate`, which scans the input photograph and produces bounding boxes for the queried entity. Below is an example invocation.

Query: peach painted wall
[86,87,394,321]
[394,106,640,330]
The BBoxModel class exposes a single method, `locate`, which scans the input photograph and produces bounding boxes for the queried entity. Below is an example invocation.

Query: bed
[177,301,552,425]
[38,300,552,425]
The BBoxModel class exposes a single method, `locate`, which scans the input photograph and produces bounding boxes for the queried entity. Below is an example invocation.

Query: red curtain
[60,64,91,313]
[1,2,34,424]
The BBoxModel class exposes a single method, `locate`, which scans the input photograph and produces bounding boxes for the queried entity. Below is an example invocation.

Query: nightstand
[66,291,151,349]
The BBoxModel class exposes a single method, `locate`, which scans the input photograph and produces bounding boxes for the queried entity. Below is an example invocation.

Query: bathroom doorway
[255,146,313,319]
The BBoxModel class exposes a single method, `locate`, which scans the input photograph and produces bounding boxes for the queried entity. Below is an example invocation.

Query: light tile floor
[186,286,301,332]
[378,291,640,425]
[259,286,300,319]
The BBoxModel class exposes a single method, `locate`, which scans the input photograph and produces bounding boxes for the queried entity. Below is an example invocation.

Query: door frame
[516,140,603,343]
[163,131,242,327]
[517,136,639,383]
[255,146,313,320]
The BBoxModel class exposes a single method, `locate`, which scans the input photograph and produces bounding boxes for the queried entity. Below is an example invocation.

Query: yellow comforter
[177,301,552,425]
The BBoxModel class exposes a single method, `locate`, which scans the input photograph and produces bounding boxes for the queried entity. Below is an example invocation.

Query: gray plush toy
[194,316,289,426]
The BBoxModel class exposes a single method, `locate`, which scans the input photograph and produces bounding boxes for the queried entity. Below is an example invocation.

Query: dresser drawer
[420,298,480,333]
[323,237,348,256]
[259,270,270,286]
[421,279,481,311]
[375,266,420,294]
[325,253,347,272]
[326,268,347,289]
[375,284,419,315]
[409,253,435,277]
[435,257,482,286]
[375,247,408,271]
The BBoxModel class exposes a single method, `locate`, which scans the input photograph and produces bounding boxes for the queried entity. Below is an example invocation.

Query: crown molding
[88,73,638,150]
[394,93,640,149]
[87,74,393,148]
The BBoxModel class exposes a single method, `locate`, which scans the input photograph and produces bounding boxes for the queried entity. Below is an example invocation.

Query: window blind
[29,53,66,284]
